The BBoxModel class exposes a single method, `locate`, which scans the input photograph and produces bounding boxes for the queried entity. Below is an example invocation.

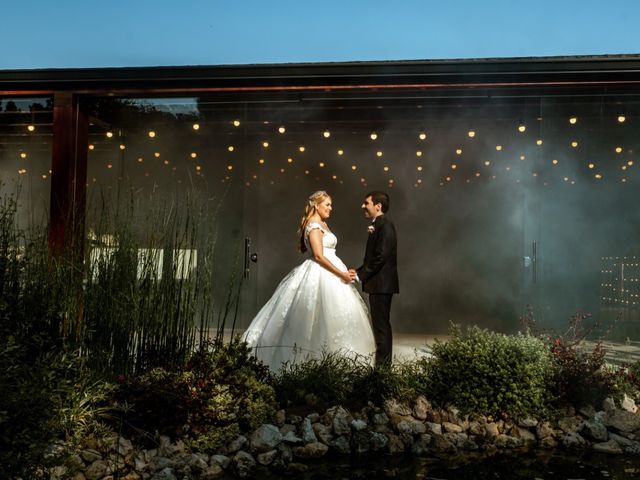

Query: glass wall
[83,90,640,336]
[0,96,53,228]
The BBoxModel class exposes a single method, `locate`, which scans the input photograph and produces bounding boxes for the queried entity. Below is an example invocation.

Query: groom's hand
[348,269,358,280]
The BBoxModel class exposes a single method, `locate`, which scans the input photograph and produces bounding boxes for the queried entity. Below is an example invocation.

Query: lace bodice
[304,222,337,251]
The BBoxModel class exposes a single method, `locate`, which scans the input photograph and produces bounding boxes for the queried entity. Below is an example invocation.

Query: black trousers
[369,293,393,367]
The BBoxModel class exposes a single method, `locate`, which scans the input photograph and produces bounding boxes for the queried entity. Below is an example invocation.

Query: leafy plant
[111,339,276,452]
[426,324,553,419]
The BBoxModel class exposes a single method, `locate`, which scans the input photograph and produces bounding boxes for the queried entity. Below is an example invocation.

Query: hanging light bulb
[192,123,200,130]
[323,130,331,138]
[370,132,378,140]
[569,116,577,125]
[518,124,526,133]
[278,126,286,133]
[418,132,426,140]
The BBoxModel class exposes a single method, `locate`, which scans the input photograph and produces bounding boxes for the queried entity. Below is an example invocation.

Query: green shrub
[426,325,553,419]
[112,339,276,452]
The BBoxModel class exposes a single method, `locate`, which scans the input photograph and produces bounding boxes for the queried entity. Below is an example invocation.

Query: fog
[3,94,640,339]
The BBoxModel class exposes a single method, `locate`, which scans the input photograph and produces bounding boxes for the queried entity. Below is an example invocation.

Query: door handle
[532,241,537,284]
[244,238,258,278]
[244,237,251,278]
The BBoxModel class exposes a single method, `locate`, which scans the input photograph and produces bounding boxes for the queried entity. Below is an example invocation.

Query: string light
[192,123,200,130]
[418,132,426,140]
[618,115,626,123]
[571,141,578,148]
[417,166,423,171]
[615,147,623,153]
[262,141,269,148]
[536,139,543,145]
[233,120,240,127]
[278,126,286,133]
[299,146,305,152]
[88,144,95,150]
[148,131,156,138]
[468,130,476,138]
[323,130,331,138]
[190,152,197,158]
[119,144,126,150]
[106,131,114,138]
[337,149,344,156]
[517,124,526,133]
[376,151,383,157]
[416,151,422,157]
[154,152,161,158]
[27,125,35,132]
[19,152,27,159]
[228,146,235,152]
[552,159,559,165]
[370,132,378,140]
[456,149,462,155]
[496,145,502,151]
[569,116,577,125]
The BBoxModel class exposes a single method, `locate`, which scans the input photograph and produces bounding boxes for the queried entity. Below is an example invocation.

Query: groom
[349,191,399,367]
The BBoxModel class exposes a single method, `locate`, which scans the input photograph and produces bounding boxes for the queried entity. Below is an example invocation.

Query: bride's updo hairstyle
[297,190,329,253]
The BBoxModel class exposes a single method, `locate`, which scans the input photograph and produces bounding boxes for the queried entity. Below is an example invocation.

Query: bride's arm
[308,229,352,283]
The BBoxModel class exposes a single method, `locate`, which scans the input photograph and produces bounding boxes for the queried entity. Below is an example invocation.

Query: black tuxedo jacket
[356,215,399,294]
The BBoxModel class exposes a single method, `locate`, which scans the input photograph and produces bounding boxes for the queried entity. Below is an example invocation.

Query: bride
[242,190,375,371]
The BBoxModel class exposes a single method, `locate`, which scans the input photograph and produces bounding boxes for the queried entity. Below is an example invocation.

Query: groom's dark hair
[366,191,390,213]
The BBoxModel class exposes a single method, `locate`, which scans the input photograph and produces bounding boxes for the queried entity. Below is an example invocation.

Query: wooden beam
[48,92,88,259]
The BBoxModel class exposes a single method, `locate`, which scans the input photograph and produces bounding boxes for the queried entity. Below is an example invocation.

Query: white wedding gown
[242,222,375,371]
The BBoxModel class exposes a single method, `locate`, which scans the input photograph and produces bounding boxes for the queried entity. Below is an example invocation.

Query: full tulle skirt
[242,254,375,371]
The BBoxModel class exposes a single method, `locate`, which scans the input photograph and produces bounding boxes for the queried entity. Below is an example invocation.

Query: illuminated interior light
[323,130,331,138]
[376,151,383,157]
[615,147,623,153]
[618,115,626,123]
[299,146,305,152]
[119,144,126,150]
[536,139,543,145]
[370,133,378,140]
[520,155,526,161]
[196,165,201,171]
[552,159,559,165]
[456,149,462,155]
[468,130,476,138]
[319,162,325,168]
[496,145,502,151]
[628,160,634,166]
[259,158,265,164]
[192,123,200,130]
[148,131,156,138]
[190,152,197,158]
[518,124,526,133]
[228,146,235,152]
[154,152,161,158]
[446,177,452,182]
[262,141,269,148]
[287,158,293,163]
[351,165,357,170]
[419,132,426,140]
[595,173,603,179]
[278,126,286,133]
[27,125,35,132]
[227,165,233,171]
[137,157,143,163]
[383,166,389,172]
[233,120,240,127]
[475,172,480,177]
[484,160,491,166]
[88,144,95,150]
[107,164,113,169]
[337,149,344,155]
[163,160,169,165]
[588,163,595,169]
[106,131,113,138]
[571,141,578,148]
[416,151,422,157]
[19,152,27,159]
[417,166,423,171]
[569,116,577,125]
[451,164,457,170]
